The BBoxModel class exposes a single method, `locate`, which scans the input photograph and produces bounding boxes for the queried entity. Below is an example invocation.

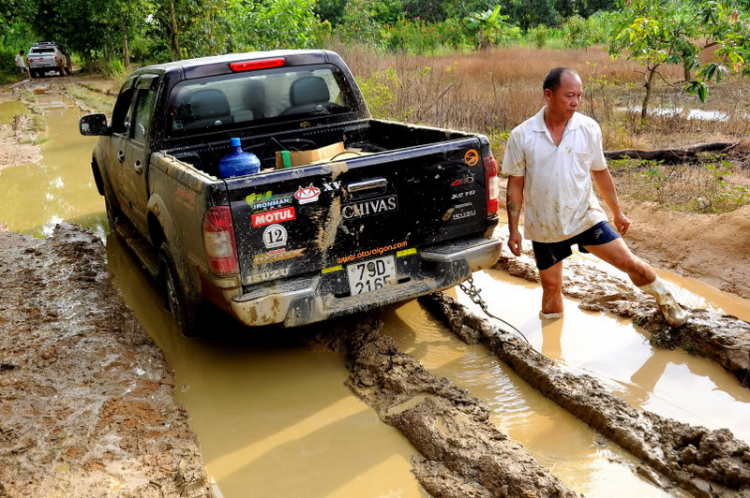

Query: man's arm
[591,168,630,235]
[506,175,525,256]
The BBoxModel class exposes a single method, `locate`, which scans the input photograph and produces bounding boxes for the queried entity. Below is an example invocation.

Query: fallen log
[605,142,739,162]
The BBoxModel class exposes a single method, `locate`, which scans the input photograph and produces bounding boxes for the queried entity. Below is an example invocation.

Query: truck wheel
[159,244,199,337]
[104,196,120,231]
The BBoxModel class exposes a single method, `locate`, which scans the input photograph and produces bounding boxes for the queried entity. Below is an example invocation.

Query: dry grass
[335,43,750,156]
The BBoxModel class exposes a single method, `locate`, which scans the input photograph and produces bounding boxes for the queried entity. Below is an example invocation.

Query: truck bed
[163,118,495,294]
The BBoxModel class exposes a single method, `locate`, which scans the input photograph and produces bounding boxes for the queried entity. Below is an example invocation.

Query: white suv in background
[27,42,73,77]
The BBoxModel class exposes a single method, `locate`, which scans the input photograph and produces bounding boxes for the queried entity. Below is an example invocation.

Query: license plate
[347,256,396,296]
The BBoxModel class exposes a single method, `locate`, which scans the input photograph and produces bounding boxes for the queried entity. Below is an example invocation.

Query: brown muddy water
[3,89,750,497]
[0,91,105,238]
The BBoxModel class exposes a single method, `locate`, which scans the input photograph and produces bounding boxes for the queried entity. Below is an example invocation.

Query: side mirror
[79,114,109,136]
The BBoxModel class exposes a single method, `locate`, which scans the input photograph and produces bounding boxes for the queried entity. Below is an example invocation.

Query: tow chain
[458,276,530,345]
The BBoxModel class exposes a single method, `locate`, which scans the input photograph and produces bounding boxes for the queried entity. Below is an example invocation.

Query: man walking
[502,67,687,327]
[15,50,30,78]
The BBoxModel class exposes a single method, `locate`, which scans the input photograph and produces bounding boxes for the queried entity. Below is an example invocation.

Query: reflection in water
[459,268,750,446]
[0,93,105,238]
[383,300,676,497]
[106,235,427,498]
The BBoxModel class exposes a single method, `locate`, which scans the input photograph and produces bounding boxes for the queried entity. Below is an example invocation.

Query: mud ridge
[420,292,750,498]
[0,224,211,497]
[493,246,750,387]
[306,317,577,497]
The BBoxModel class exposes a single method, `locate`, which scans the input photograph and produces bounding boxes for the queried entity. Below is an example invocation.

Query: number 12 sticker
[262,224,287,249]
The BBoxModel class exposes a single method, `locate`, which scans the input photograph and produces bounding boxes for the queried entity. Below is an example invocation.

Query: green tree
[464,5,517,49]
[609,0,750,118]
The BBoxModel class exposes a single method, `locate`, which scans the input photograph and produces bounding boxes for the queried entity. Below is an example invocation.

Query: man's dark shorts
[532,221,621,271]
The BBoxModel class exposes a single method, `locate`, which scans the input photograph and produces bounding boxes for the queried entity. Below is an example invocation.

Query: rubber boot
[638,279,688,327]
[539,311,564,320]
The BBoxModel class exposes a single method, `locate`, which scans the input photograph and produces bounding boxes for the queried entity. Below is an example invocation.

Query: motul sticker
[251,206,296,228]
[294,183,321,204]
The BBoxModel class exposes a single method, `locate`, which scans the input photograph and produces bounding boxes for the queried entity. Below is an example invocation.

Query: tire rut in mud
[420,292,750,498]
[304,318,578,497]
[0,224,211,497]
[494,248,750,387]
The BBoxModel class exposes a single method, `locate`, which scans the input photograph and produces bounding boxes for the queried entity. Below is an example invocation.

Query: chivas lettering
[342,195,398,220]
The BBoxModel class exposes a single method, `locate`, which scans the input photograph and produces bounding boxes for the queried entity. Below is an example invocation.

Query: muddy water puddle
[106,235,428,498]
[455,260,750,443]
[383,299,679,497]
[9,89,750,497]
[0,99,28,123]
[0,92,105,237]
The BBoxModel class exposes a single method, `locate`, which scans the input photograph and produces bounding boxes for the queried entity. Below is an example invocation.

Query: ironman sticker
[251,206,296,228]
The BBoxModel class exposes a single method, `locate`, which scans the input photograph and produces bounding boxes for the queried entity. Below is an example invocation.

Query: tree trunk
[121,23,130,68]
[169,0,181,58]
[641,66,655,119]
[683,62,691,82]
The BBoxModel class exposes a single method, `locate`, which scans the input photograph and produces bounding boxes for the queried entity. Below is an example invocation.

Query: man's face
[545,72,583,119]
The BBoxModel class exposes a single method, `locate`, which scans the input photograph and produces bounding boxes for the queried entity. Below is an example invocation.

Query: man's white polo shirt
[502,107,608,243]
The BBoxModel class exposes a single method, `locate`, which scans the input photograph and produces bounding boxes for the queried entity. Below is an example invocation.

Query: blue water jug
[218,137,260,178]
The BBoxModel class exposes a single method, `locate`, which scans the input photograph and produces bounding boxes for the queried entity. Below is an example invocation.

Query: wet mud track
[0,225,210,497]
[493,244,750,387]
[420,292,750,497]
[305,317,577,497]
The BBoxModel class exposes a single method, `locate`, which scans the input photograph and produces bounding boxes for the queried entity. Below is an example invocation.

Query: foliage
[562,12,612,48]
[464,6,520,49]
[609,0,750,118]
[504,0,559,30]
[533,25,549,48]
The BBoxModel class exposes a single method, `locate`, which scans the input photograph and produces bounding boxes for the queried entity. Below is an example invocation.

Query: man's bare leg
[581,238,655,286]
[583,239,688,327]
[539,261,564,318]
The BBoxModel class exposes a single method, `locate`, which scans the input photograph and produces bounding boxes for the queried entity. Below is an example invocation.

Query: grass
[62,83,116,115]
[335,43,750,213]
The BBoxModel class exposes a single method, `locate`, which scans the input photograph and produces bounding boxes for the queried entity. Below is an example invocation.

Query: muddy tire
[159,245,199,338]
[104,196,120,233]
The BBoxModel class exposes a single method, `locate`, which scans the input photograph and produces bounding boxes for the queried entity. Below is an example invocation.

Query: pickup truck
[79,49,502,337]
[27,41,72,77]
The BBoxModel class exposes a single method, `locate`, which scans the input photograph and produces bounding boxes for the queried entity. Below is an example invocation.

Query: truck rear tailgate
[224,137,492,291]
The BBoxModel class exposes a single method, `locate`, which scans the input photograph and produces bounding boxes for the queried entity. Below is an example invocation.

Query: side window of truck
[131,76,158,143]
[132,90,155,142]
[111,87,136,135]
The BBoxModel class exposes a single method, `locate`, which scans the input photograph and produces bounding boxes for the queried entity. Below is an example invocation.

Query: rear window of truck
[31,48,55,54]
[167,64,354,137]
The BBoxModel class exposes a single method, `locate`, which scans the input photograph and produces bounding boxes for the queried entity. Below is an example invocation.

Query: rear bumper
[226,236,502,327]
[29,62,60,70]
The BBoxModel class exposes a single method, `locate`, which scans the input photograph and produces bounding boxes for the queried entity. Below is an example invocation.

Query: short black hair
[543,67,579,92]
[19,50,24,54]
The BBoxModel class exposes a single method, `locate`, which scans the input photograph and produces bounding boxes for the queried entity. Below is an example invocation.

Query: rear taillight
[484,155,500,217]
[55,56,58,63]
[203,206,239,276]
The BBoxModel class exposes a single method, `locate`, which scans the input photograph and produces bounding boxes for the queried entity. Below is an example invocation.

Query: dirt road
[0,224,211,497]
[2,77,750,497]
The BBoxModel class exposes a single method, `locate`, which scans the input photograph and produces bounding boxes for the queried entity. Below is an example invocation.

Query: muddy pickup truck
[79,49,501,336]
